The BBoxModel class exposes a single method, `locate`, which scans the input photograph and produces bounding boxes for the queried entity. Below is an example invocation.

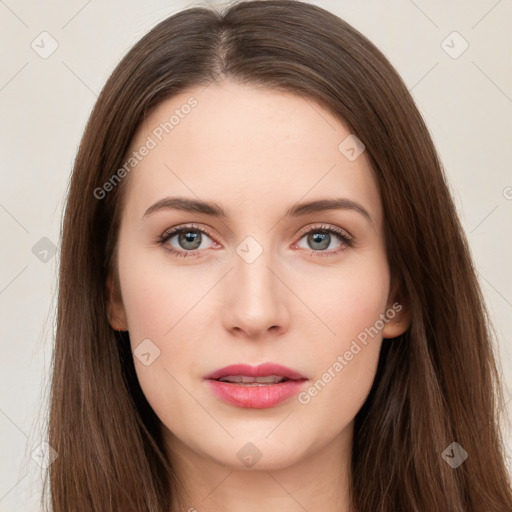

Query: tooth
[219,375,286,384]
[256,376,283,383]
[220,375,243,383]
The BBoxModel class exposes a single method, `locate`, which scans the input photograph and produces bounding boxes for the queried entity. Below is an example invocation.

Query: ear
[106,272,128,331]
[382,278,411,339]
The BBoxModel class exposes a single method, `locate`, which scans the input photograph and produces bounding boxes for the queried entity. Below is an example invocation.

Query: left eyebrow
[285,198,374,227]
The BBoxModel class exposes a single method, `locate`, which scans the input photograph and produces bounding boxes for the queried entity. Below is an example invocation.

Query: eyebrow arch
[143,196,373,226]
[284,198,373,226]
[143,197,226,218]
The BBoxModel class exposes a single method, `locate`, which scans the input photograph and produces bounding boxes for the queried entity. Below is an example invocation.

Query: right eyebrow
[143,197,226,219]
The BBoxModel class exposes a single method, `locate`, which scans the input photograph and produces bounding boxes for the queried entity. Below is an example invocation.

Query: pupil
[180,230,201,249]
[309,232,329,250]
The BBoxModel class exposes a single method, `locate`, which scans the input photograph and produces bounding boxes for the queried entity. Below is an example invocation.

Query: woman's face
[108,80,408,473]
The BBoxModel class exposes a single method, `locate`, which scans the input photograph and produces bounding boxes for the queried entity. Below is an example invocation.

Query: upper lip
[204,363,307,381]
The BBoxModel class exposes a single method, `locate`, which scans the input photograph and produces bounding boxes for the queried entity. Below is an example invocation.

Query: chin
[207,436,313,472]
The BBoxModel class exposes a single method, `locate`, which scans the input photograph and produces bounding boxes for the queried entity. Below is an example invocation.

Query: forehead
[122,80,382,225]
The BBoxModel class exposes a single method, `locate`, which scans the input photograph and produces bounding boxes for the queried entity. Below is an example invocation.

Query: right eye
[157,224,219,257]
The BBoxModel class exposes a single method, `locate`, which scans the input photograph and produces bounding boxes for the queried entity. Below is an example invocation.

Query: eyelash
[156,223,353,258]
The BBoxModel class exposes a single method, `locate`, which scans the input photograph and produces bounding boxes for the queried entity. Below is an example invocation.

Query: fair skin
[107,80,410,511]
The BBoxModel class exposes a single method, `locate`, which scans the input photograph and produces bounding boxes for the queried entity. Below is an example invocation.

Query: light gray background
[1,0,511,509]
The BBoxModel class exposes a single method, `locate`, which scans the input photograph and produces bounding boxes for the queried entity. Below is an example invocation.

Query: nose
[221,246,291,339]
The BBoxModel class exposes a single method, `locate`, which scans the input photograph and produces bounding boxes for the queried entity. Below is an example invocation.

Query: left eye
[295,227,351,253]
[294,229,342,251]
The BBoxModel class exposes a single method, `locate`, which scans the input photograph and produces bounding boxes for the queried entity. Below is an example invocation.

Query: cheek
[116,244,210,389]
[116,251,199,417]
[302,256,390,346]
[117,246,195,340]
[294,257,389,417]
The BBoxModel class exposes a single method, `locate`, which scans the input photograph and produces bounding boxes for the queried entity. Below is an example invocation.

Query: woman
[45,1,512,510]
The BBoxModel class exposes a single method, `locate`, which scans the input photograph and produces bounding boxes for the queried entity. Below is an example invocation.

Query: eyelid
[294,223,353,241]
[159,223,216,242]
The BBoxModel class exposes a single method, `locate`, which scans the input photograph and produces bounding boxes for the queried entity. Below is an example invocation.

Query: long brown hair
[45,1,512,510]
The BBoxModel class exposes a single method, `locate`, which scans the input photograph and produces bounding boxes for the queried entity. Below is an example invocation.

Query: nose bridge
[222,233,289,335]
[234,233,279,302]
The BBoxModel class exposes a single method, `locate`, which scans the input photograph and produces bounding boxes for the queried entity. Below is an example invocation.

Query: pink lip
[204,363,308,409]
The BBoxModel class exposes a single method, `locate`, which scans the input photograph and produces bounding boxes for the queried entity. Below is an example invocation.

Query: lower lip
[205,379,308,409]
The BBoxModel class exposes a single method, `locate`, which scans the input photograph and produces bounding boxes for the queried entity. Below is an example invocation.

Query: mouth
[214,375,296,385]
[204,363,308,408]
[205,362,307,381]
